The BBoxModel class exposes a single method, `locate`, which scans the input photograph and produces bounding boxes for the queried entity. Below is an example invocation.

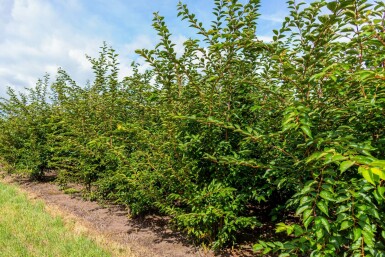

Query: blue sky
[0,0,295,97]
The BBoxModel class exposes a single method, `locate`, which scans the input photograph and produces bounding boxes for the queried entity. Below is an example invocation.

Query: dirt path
[0,173,219,257]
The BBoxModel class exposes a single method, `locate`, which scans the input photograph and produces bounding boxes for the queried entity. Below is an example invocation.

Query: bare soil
[0,172,256,257]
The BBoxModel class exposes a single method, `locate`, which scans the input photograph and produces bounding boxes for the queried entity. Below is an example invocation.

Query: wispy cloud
[260,13,285,23]
[0,0,104,95]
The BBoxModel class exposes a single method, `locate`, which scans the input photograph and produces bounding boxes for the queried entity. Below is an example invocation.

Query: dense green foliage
[1,0,385,255]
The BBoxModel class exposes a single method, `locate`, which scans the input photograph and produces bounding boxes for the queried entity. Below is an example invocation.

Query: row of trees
[1,0,385,255]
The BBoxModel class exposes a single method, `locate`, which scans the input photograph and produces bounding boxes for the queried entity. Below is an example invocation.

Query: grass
[0,182,123,257]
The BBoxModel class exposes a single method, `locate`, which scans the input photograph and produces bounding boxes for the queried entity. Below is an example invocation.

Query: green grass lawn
[0,182,113,257]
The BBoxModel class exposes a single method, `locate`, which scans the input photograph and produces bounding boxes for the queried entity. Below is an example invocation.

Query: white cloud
[0,0,14,33]
[0,0,102,97]
[172,34,188,57]
[260,14,285,23]
[117,34,188,80]
[118,35,156,80]
[122,35,155,55]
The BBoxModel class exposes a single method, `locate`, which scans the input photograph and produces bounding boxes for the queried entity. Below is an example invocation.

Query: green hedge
[1,0,385,255]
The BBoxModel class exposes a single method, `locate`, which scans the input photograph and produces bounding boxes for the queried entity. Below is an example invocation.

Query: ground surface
[1,172,255,257]
[0,182,115,257]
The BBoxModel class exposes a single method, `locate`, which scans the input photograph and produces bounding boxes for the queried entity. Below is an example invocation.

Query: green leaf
[320,191,335,202]
[352,238,362,251]
[296,204,311,216]
[340,220,353,231]
[306,152,322,163]
[303,209,312,221]
[371,160,385,168]
[357,70,375,81]
[316,201,329,216]
[352,155,375,165]
[263,247,272,254]
[316,216,330,233]
[275,223,287,233]
[304,216,314,230]
[336,196,350,203]
[373,189,383,203]
[320,217,330,233]
[367,207,379,219]
[377,187,385,198]
[353,228,362,241]
[206,75,219,82]
[300,196,312,205]
[286,225,294,235]
[300,126,312,138]
[332,154,347,162]
[327,1,338,11]
[293,225,304,236]
[359,166,376,185]
[340,160,355,173]
[370,167,385,180]
[336,205,350,214]
[253,243,264,251]
[316,228,324,240]
[362,230,374,247]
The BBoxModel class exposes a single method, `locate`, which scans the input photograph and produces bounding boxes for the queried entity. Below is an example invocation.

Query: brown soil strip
[0,173,220,257]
